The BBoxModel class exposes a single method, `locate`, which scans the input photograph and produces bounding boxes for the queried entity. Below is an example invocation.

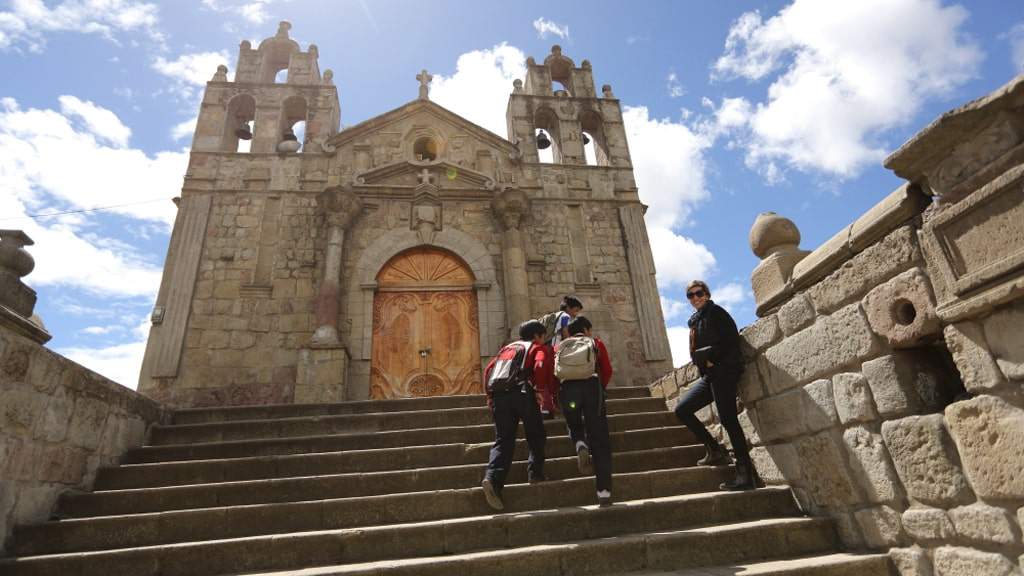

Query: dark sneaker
[698,445,733,466]
[577,445,594,475]
[597,493,613,507]
[482,478,504,510]
[719,460,756,491]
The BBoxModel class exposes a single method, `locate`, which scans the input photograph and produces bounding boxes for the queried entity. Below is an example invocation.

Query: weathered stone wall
[0,326,169,553]
[651,75,1024,575]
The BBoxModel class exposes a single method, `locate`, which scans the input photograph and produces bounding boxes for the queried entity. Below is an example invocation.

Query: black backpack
[486,340,532,394]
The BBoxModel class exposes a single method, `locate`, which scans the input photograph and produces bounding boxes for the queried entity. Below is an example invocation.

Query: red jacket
[555,336,613,389]
[483,341,553,402]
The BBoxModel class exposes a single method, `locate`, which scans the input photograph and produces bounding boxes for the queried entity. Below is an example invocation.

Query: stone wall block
[761,303,881,394]
[830,510,865,550]
[66,395,111,451]
[843,425,903,504]
[948,503,1018,546]
[855,505,907,548]
[803,378,839,433]
[778,293,816,336]
[943,322,1006,393]
[890,546,934,576]
[981,300,1024,381]
[737,360,766,405]
[755,388,807,442]
[749,446,783,484]
[862,354,925,419]
[739,314,781,356]
[881,414,972,506]
[863,267,941,348]
[932,546,1018,576]
[808,225,921,315]
[945,395,1024,500]
[660,371,679,399]
[902,506,957,542]
[737,407,761,446]
[832,372,879,425]
[796,429,862,507]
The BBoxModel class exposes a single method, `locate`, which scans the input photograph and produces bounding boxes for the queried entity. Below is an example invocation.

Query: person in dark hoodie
[673,280,755,491]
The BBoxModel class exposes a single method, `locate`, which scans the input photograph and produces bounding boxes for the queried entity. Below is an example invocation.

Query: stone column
[618,204,671,361]
[492,187,531,336]
[311,186,362,347]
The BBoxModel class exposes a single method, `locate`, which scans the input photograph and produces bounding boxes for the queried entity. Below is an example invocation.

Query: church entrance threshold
[370,247,482,399]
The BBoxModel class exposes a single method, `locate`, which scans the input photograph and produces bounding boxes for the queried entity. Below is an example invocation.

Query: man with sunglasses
[674,280,755,491]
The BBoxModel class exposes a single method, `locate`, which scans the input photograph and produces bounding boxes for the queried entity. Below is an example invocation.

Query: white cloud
[58,95,131,147]
[430,43,527,137]
[171,116,197,141]
[0,96,185,297]
[0,0,160,52]
[60,339,145,389]
[711,0,983,180]
[81,325,117,335]
[666,325,691,366]
[648,227,716,289]
[1009,22,1024,72]
[666,72,685,98]
[533,17,569,40]
[712,281,749,314]
[152,50,230,101]
[661,295,689,323]
[202,0,275,25]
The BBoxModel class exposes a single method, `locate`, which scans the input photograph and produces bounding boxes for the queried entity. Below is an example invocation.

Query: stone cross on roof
[416,69,433,100]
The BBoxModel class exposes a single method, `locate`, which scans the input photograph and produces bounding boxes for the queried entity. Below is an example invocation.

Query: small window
[414,137,438,161]
[582,131,597,165]
[274,68,288,84]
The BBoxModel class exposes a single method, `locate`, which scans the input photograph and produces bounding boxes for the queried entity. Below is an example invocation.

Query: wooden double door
[370,247,482,399]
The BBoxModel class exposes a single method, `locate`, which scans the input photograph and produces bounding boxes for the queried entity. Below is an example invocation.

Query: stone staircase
[1,386,893,575]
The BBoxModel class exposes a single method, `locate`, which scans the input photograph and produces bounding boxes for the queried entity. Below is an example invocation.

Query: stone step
[59,460,733,518]
[97,438,704,490]
[237,552,893,576]
[123,424,696,465]
[2,512,835,576]
[148,398,670,445]
[171,386,654,425]
[15,485,796,556]
[610,553,895,576]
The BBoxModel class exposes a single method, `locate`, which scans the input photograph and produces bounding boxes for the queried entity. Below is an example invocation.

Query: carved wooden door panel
[370,248,482,399]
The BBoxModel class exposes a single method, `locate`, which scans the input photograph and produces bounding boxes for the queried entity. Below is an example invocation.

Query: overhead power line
[0,198,175,222]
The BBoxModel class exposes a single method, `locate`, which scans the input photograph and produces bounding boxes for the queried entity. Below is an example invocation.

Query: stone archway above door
[347,227,506,362]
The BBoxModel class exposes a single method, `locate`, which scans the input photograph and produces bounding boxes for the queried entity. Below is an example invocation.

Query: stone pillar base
[296,346,349,403]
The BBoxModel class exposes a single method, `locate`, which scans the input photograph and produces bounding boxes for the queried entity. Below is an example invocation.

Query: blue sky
[2,0,1022,387]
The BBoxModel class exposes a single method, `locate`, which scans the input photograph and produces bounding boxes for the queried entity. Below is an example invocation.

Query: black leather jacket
[688,300,744,377]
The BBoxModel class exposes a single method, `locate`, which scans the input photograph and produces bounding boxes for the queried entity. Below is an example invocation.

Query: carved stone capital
[316,186,363,229]
[491,187,530,231]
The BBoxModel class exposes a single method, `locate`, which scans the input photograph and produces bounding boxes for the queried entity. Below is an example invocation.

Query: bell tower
[505,45,631,168]
[190,21,340,155]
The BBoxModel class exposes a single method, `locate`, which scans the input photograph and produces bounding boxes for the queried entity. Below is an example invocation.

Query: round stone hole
[893,298,917,326]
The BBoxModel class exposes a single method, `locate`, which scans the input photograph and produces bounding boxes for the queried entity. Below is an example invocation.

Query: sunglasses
[686,289,706,299]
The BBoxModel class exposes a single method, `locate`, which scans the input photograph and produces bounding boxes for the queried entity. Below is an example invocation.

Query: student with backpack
[536,295,584,417]
[555,315,614,506]
[481,320,552,511]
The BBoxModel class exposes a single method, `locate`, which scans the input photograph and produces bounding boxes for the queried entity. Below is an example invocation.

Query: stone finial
[323,69,334,85]
[316,186,363,229]
[416,69,433,100]
[602,84,614,98]
[581,59,592,70]
[551,45,562,56]
[526,57,536,66]
[276,21,292,38]
[748,213,809,317]
[240,40,252,50]
[750,212,801,259]
[0,230,49,343]
[512,79,523,93]
[308,44,318,57]
[212,64,228,82]
[492,187,530,231]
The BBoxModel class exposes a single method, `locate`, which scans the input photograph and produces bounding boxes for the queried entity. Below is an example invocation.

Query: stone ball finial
[323,69,334,85]
[581,59,592,70]
[551,45,562,55]
[0,230,35,277]
[526,57,536,66]
[240,40,252,50]
[749,212,801,259]
[308,44,319,56]
[277,21,292,37]
[212,64,228,81]
[512,79,523,93]
[602,84,614,98]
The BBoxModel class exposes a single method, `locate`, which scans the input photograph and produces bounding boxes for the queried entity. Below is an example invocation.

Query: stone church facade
[138,22,672,407]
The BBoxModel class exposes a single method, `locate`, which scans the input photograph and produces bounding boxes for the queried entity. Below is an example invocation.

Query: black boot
[697,441,732,466]
[720,458,756,491]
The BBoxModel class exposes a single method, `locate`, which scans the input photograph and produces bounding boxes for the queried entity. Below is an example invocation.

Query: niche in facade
[413,136,438,161]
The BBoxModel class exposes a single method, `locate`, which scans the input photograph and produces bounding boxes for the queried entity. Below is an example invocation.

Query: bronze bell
[583,133,591,145]
[282,128,298,142]
[536,129,551,150]
[234,119,253,140]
